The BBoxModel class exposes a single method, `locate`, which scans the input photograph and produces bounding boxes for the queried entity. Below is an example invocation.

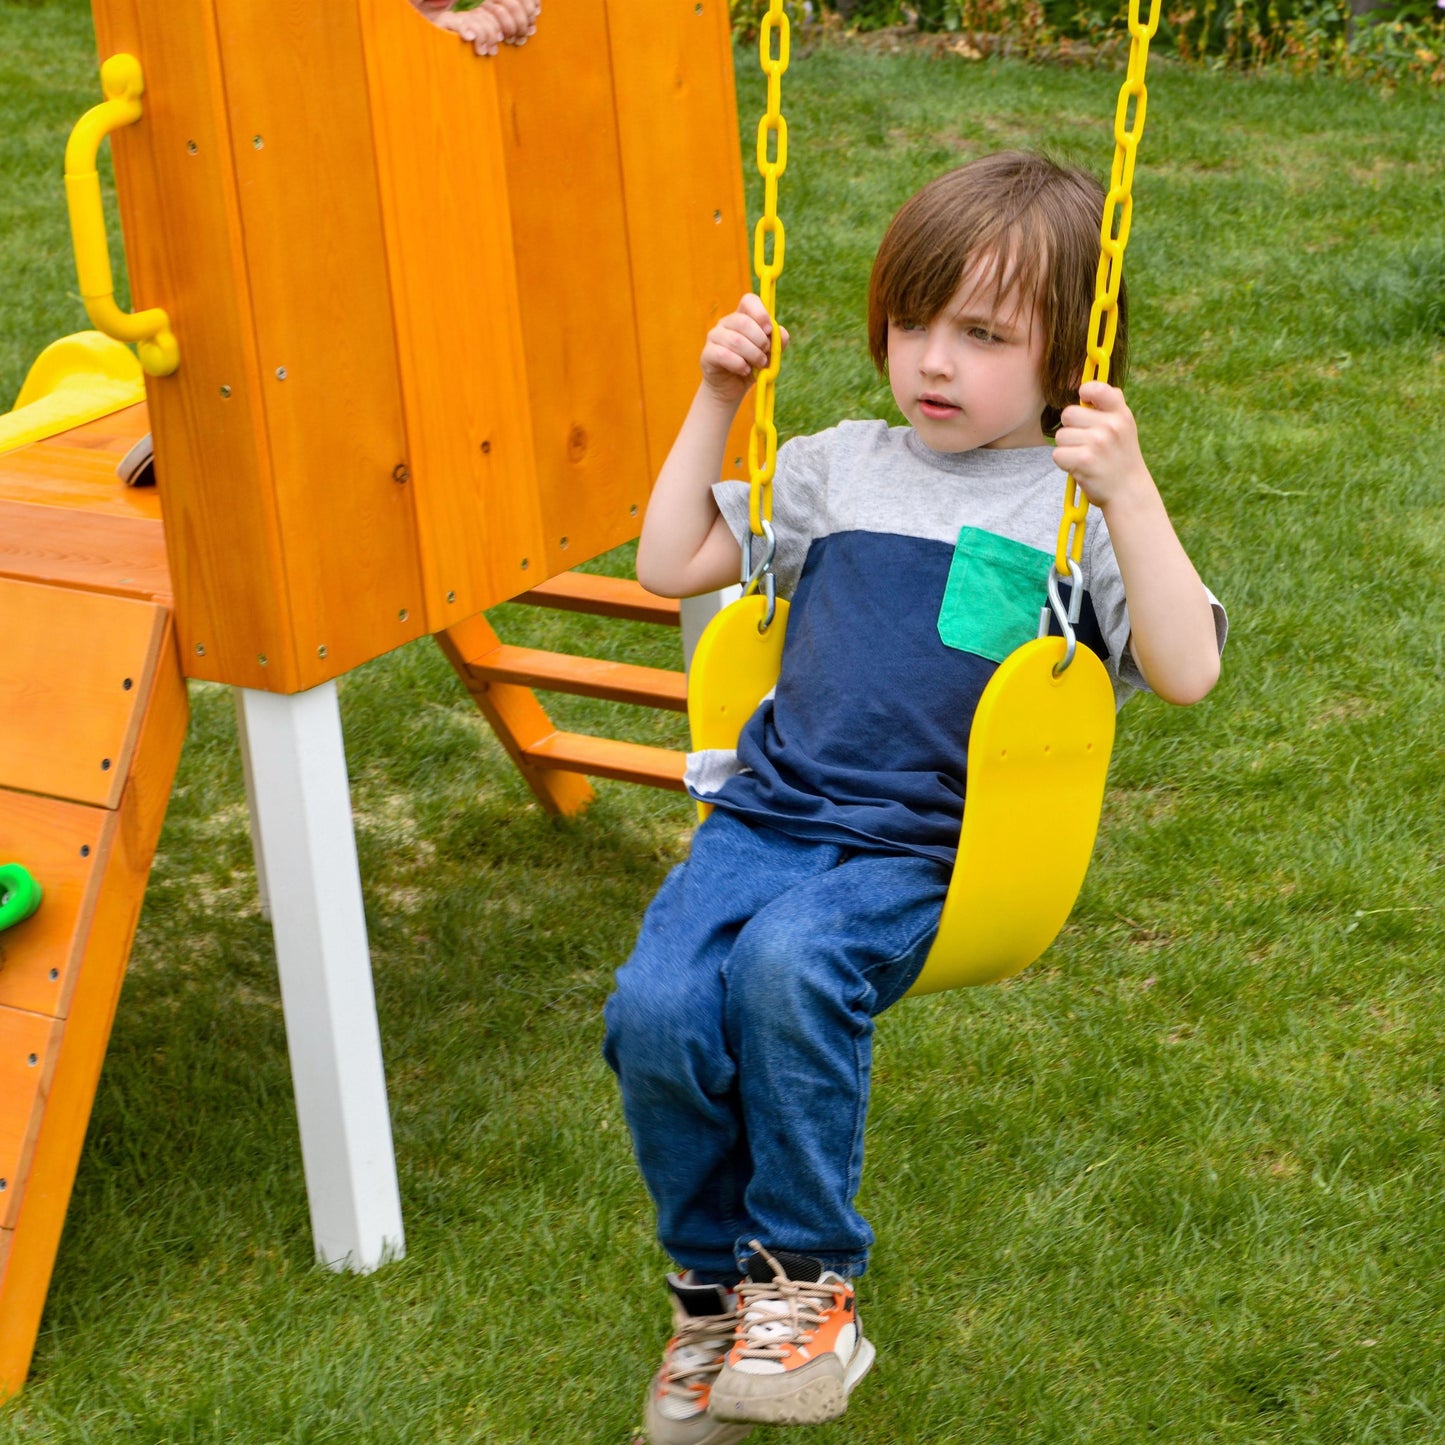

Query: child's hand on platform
[701,293,790,409]
[410,0,540,56]
[433,5,503,54]
[1052,380,1151,511]
[483,0,541,44]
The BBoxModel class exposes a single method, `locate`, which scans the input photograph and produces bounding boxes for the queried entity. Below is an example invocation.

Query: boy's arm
[637,294,788,599]
[1053,382,1221,706]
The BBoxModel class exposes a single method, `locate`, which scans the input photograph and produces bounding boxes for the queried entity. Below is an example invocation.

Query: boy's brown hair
[867,151,1127,437]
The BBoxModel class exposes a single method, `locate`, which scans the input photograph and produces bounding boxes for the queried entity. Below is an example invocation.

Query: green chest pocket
[937,526,1052,663]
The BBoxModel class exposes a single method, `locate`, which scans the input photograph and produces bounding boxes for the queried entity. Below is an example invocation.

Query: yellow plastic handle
[64,54,178,378]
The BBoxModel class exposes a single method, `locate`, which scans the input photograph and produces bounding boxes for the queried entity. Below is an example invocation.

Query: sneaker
[643,1273,755,1445]
[708,1242,875,1427]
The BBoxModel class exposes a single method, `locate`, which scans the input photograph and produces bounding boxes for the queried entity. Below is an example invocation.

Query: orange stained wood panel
[0,793,110,1021]
[35,402,151,459]
[212,0,426,688]
[605,0,754,487]
[91,0,297,694]
[0,621,185,1398]
[494,3,652,583]
[359,0,547,631]
[0,578,167,810]
[0,441,160,522]
[0,502,169,604]
[0,1008,64,1231]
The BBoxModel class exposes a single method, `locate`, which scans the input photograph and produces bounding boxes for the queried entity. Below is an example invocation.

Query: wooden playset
[0,0,752,1397]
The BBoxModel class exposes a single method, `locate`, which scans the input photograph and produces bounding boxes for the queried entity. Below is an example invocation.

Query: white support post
[679,586,741,673]
[236,681,405,1273]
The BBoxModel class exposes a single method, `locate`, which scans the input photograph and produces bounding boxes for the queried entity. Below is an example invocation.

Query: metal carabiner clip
[741,520,779,633]
[1045,557,1086,676]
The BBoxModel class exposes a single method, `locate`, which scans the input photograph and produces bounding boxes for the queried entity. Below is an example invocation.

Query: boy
[606,152,1227,1444]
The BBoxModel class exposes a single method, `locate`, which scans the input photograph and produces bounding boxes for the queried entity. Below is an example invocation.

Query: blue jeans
[603,810,949,1281]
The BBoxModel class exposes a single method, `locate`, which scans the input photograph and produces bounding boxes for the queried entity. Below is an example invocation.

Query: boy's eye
[893,318,926,333]
[967,326,998,343]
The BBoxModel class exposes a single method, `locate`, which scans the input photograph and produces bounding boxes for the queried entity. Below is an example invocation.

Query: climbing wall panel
[0,591,187,1399]
[0,577,168,810]
[0,794,109,1020]
[0,1010,63,1232]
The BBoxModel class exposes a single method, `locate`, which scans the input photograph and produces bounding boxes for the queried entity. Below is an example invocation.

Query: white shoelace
[733,1244,839,1363]
[660,1308,738,1404]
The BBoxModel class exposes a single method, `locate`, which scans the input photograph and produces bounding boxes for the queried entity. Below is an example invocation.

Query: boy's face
[886,263,1049,452]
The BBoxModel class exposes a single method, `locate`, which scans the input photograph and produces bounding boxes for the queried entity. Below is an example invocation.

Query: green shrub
[729,0,1442,81]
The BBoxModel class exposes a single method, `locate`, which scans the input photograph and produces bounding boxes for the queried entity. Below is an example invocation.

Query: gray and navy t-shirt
[685,419,1227,865]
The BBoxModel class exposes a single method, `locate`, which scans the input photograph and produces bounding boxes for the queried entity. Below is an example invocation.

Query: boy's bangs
[876,207,1050,333]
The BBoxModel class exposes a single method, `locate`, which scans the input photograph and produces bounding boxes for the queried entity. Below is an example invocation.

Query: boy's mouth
[917,395,960,419]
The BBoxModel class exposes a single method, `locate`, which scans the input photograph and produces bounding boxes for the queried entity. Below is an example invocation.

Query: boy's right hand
[701,293,790,408]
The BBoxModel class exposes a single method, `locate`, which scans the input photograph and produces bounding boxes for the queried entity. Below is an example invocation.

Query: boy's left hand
[433,5,505,53]
[1052,380,1150,510]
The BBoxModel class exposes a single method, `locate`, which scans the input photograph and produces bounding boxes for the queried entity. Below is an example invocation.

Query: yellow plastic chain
[1054,0,1161,577]
[747,0,790,537]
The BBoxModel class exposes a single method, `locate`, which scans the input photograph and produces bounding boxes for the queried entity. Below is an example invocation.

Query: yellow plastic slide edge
[0,332,145,455]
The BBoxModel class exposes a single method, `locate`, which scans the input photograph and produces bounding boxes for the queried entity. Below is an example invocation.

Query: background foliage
[730,0,1444,82]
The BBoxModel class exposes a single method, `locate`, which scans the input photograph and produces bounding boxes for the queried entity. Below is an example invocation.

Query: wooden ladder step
[516,573,681,626]
[468,645,688,712]
[525,732,688,791]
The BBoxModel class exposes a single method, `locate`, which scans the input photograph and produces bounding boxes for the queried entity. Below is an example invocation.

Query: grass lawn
[3,1,1444,1441]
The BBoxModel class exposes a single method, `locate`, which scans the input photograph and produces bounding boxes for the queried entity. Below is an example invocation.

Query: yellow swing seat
[687,602,1116,996]
[688,592,792,759]
[908,635,1115,994]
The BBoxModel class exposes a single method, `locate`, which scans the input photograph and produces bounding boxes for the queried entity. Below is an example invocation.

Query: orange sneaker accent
[709,1244,875,1428]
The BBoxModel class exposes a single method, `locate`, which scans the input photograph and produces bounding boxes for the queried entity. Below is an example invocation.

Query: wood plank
[92,0,300,694]
[605,0,755,488]
[525,732,688,791]
[0,500,170,604]
[34,401,150,457]
[358,0,546,630]
[473,646,687,712]
[0,579,167,809]
[0,1009,64,1232]
[0,613,186,1398]
[436,617,594,818]
[494,0,652,582]
[212,0,426,690]
[0,444,162,522]
[0,793,110,1021]
[517,573,681,626]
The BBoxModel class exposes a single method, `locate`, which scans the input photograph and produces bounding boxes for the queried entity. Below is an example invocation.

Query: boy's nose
[919,329,953,377]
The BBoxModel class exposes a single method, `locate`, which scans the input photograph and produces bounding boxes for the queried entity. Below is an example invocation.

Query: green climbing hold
[0,863,43,932]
